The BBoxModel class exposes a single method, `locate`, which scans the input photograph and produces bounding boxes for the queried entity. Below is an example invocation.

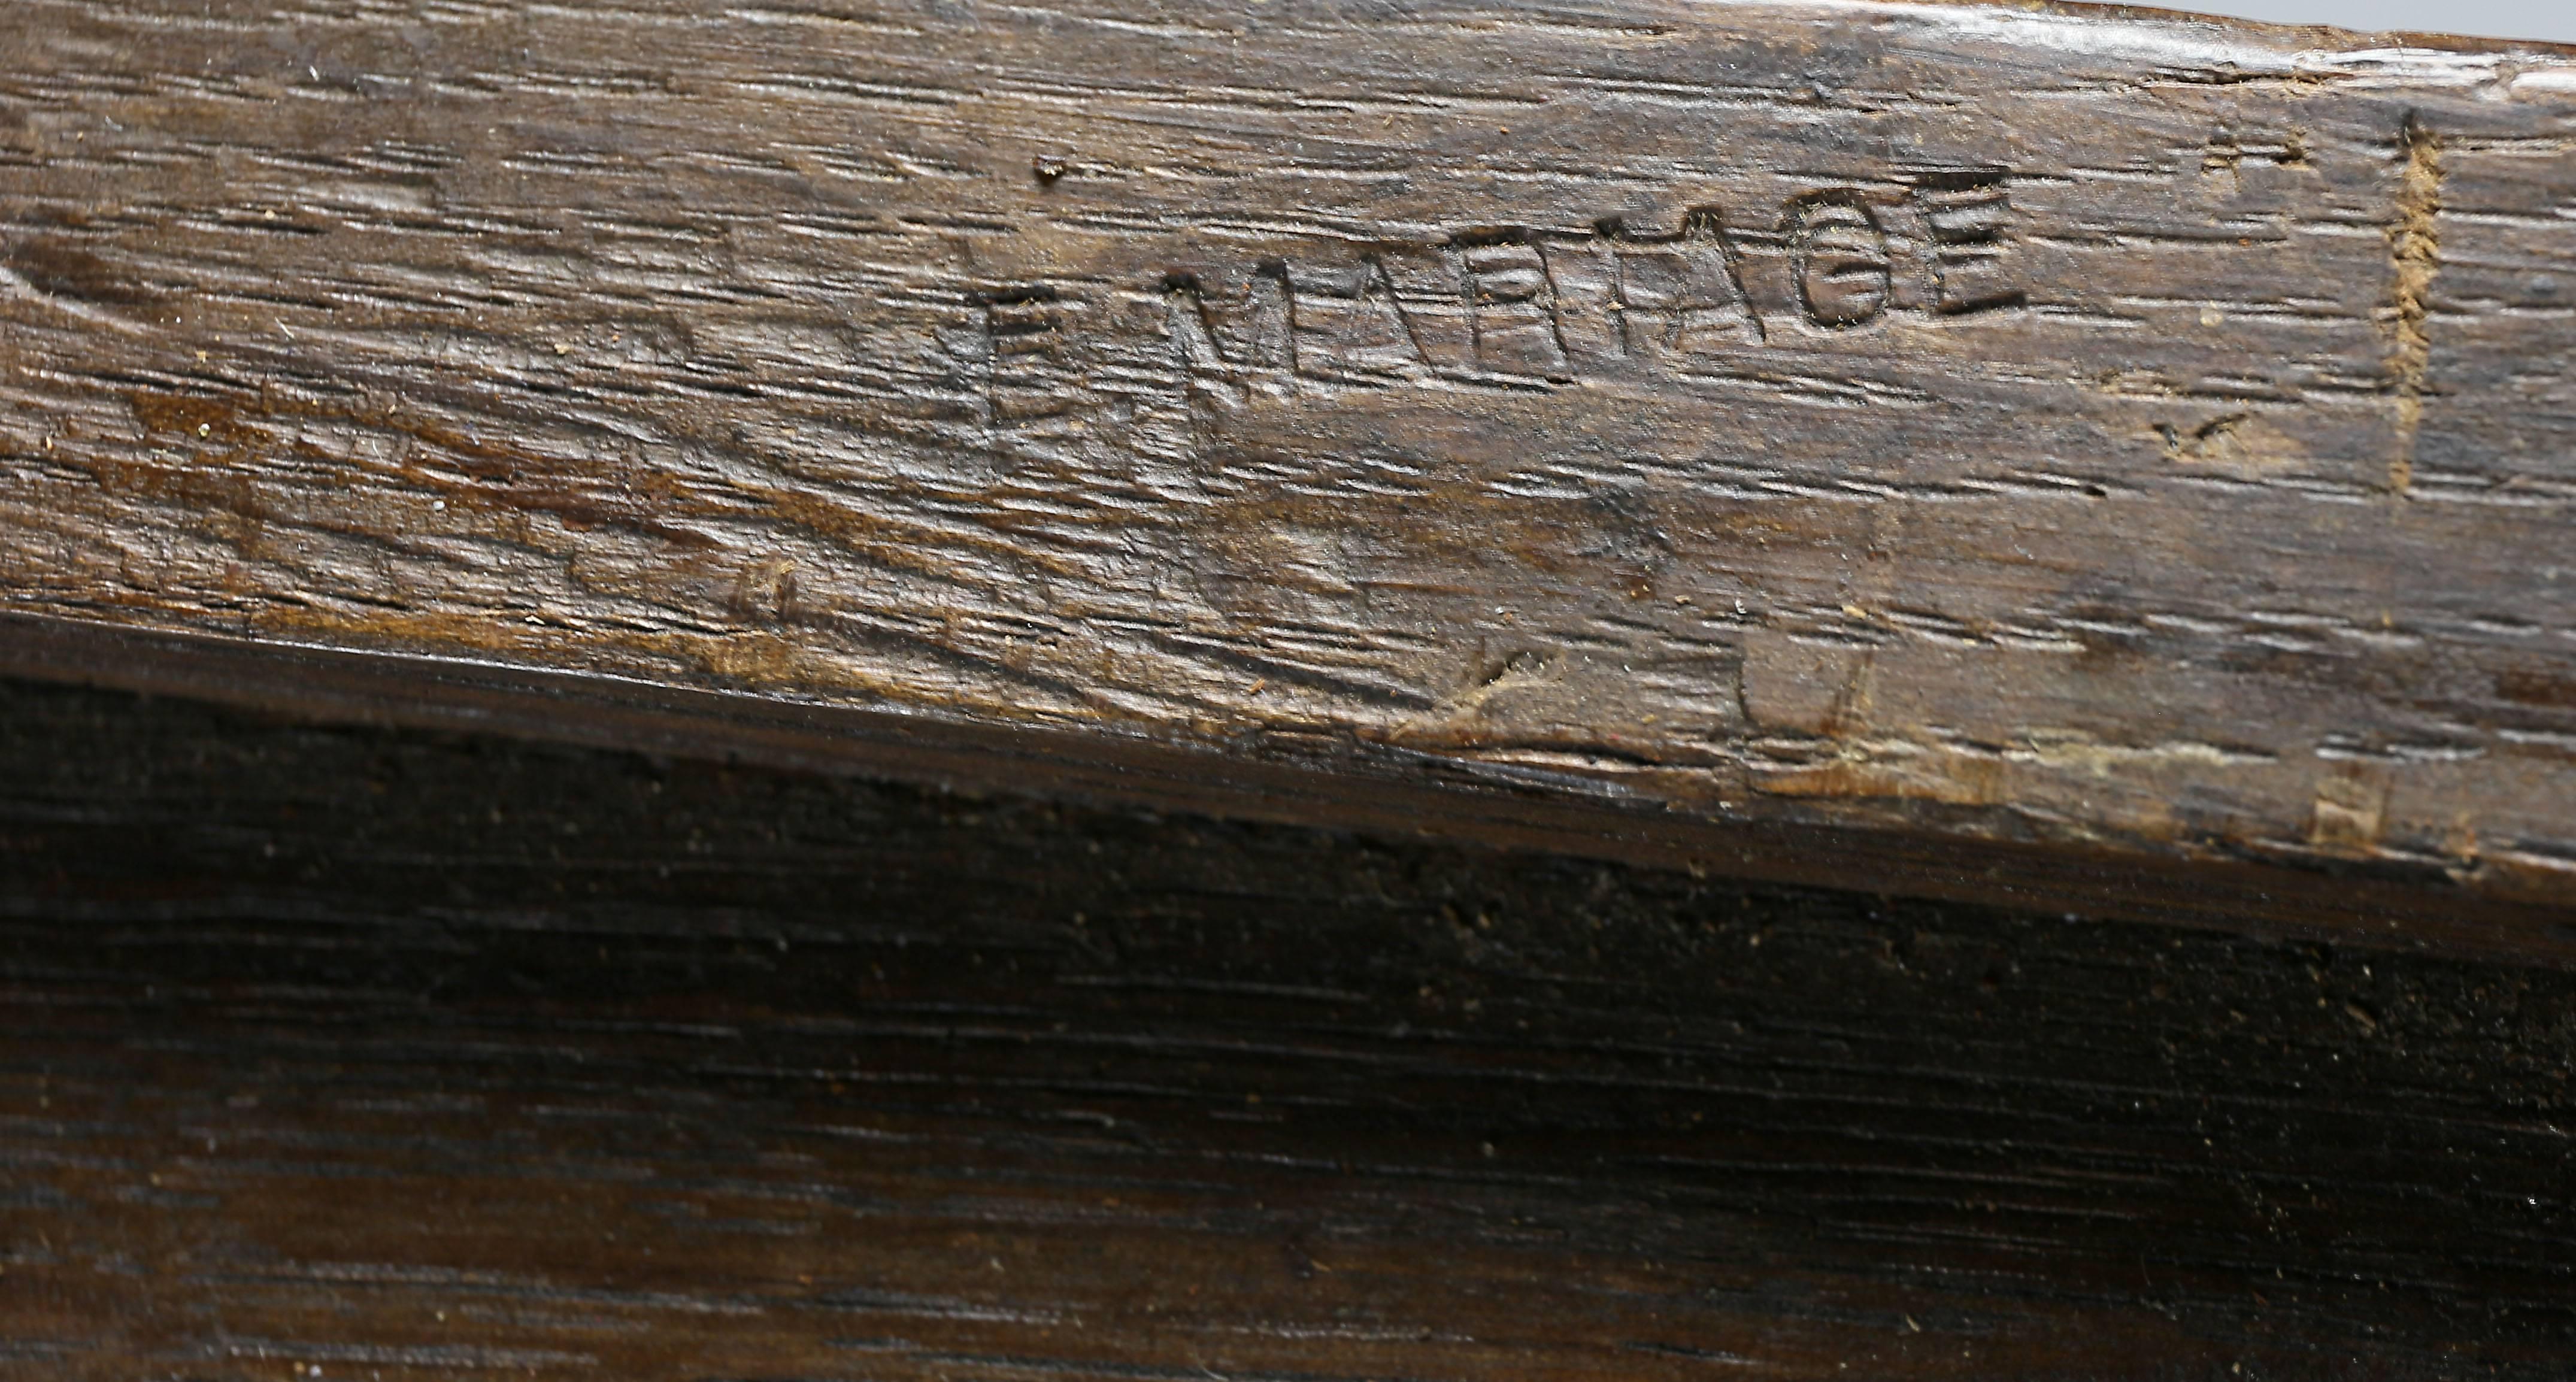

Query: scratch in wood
[2385,113,2444,497]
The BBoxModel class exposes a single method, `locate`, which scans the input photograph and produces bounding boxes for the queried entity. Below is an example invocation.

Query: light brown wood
[6,1,2576,911]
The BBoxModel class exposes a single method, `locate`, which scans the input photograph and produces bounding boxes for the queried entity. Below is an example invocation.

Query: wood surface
[16,607,2576,969]
[8,0,2576,918]
[2,672,2574,1380]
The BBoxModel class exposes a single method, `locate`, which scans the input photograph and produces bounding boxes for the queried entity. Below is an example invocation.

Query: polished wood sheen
[6,5,2576,907]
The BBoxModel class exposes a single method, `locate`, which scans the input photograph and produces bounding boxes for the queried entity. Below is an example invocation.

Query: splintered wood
[4,1,2576,899]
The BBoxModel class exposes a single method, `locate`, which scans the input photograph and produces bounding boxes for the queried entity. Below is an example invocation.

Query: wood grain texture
[3,672,2576,1379]
[7,0,2576,909]
[20,609,2576,968]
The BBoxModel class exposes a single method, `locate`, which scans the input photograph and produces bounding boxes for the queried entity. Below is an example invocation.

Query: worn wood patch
[5,1,2576,904]
[2,674,2575,1379]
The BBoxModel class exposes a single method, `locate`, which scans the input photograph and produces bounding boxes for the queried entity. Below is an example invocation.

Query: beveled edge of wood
[4,611,2567,966]
[1862,0,2576,55]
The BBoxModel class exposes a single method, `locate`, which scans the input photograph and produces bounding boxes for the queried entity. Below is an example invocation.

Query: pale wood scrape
[4,0,2576,897]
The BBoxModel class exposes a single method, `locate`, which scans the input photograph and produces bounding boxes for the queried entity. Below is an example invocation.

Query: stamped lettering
[1163,174,2023,392]
[1913,171,2022,315]
[1288,257,1428,382]
[980,285,1078,427]
[1549,210,1765,369]
[1789,193,1893,328]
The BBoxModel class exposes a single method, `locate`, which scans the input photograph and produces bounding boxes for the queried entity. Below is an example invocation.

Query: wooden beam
[3,671,2572,1378]
[6,1,2576,913]
[11,608,2576,965]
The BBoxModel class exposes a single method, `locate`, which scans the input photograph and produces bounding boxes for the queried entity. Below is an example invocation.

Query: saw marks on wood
[4,1,2576,901]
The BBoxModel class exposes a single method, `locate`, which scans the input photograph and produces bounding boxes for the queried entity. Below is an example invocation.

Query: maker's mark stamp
[1164,171,2023,393]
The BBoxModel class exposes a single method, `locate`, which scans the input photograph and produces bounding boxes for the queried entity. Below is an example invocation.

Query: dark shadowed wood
[2,673,2575,1379]
[13,605,2576,969]
[8,1,2576,923]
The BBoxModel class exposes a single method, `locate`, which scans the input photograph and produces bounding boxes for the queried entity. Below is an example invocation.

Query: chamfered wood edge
[1867,0,2576,54]
[4,610,2568,965]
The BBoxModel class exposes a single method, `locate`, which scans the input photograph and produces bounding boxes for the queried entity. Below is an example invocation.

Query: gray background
[2178,2,2572,43]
